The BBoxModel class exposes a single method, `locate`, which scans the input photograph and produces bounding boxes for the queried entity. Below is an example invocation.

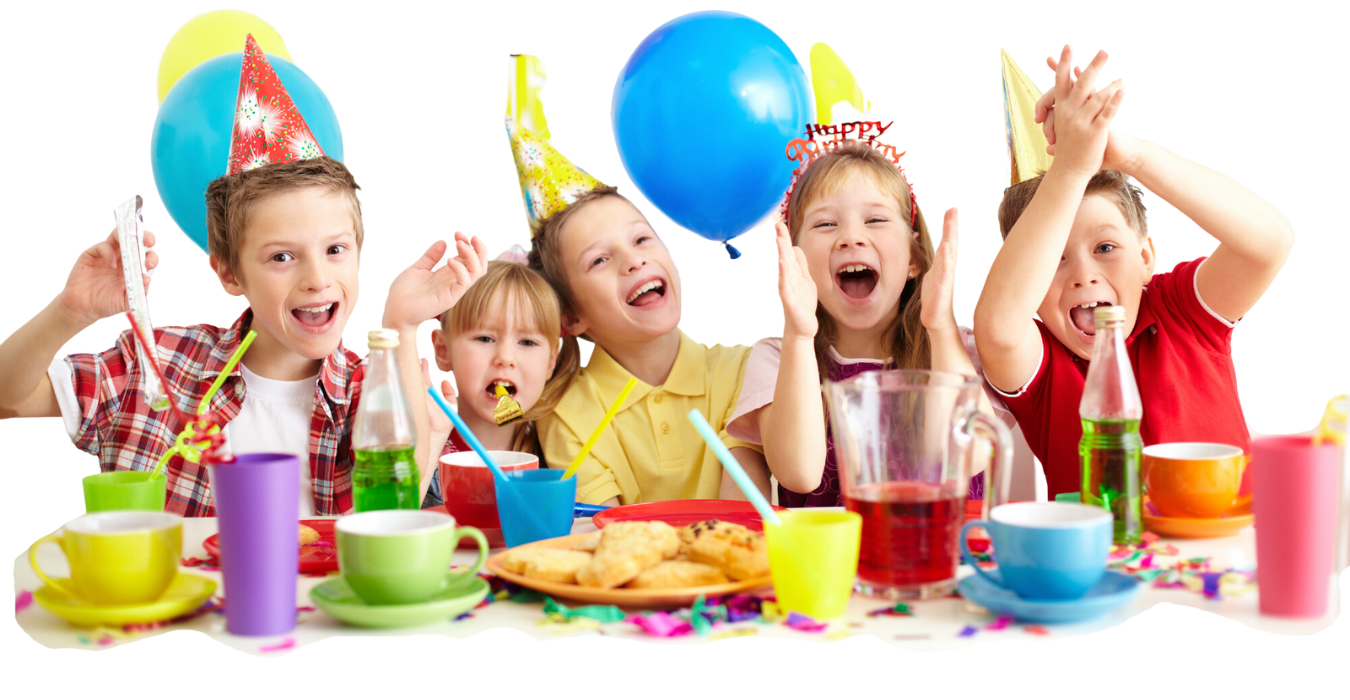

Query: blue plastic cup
[494,469,577,547]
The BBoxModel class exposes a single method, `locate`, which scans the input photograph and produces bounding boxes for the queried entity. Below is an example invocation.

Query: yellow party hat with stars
[1002,50,1053,185]
[506,55,605,235]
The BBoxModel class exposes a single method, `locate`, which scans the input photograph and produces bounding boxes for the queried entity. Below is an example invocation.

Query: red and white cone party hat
[227,34,325,175]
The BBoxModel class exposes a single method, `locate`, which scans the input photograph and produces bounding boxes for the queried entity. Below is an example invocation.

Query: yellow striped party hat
[504,51,610,237]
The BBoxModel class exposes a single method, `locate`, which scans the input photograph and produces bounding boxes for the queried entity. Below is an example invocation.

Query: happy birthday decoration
[781,120,917,227]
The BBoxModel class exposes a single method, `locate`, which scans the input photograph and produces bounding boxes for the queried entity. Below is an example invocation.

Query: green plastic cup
[83,471,167,513]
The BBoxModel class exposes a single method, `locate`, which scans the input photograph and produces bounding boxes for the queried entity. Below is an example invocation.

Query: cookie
[627,560,729,589]
[501,548,593,584]
[299,524,321,546]
[571,531,602,553]
[576,521,680,588]
[684,521,770,581]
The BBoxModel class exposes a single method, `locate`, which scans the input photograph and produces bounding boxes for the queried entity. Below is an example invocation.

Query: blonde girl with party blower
[727,127,1003,507]
[420,252,578,507]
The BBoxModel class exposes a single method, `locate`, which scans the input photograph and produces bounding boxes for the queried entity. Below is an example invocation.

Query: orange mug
[1142,443,1246,519]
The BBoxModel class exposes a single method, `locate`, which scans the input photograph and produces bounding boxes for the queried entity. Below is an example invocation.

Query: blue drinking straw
[687,409,782,526]
[427,388,550,535]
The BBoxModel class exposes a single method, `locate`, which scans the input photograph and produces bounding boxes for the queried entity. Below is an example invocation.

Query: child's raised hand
[919,209,960,332]
[1042,46,1124,177]
[1036,54,1143,176]
[58,229,159,328]
[383,233,489,330]
[421,358,456,438]
[775,221,818,341]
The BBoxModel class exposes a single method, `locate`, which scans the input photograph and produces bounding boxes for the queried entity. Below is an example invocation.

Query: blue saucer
[957,571,1140,624]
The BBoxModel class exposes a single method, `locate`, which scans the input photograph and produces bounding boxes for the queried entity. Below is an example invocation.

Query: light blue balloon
[151,52,343,252]
[612,12,811,255]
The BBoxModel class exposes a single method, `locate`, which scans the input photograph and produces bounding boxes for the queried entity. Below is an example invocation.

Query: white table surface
[14,514,1340,656]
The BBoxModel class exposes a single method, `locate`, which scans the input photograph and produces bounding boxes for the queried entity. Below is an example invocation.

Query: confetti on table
[259,637,295,653]
[454,612,473,622]
[627,612,693,637]
[868,602,914,617]
[785,612,828,632]
[543,597,625,623]
[711,628,758,640]
[538,617,602,635]
[296,606,316,613]
[1023,625,1050,636]
[15,590,32,613]
[958,625,979,637]
[984,616,1013,631]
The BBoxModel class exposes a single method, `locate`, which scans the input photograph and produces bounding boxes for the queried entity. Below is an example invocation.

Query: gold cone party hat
[1002,50,1053,185]
[505,55,604,235]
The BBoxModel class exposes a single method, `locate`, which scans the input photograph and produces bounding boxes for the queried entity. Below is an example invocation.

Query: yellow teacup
[1142,443,1246,519]
[28,511,182,606]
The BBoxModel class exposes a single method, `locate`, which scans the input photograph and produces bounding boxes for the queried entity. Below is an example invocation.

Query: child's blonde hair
[786,141,935,374]
[441,260,579,453]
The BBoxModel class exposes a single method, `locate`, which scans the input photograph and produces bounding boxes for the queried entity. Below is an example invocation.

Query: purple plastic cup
[210,453,300,636]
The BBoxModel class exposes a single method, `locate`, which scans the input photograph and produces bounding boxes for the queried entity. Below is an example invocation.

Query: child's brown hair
[204,156,363,274]
[786,141,934,375]
[998,169,1148,240]
[441,260,579,453]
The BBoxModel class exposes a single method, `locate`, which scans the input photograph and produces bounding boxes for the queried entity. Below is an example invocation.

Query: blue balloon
[152,53,343,252]
[612,12,811,252]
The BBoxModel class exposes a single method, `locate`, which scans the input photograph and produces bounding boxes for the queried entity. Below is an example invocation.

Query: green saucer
[310,575,490,629]
[33,572,217,628]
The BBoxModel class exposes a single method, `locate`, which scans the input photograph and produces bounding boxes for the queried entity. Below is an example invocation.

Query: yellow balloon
[157,10,291,103]
[810,40,864,124]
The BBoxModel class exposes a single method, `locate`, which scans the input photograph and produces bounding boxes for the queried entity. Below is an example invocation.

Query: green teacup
[83,471,167,513]
[336,510,488,605]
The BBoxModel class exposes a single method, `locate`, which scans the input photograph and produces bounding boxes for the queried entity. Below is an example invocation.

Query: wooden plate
[485,532,773,608]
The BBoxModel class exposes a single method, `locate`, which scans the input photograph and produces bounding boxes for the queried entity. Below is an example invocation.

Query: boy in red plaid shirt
[0,156,486,517]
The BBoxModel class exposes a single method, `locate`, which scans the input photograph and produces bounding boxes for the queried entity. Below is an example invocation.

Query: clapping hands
[919,209,960,332]
[775,221,819,341]
[1031,46,1139,176]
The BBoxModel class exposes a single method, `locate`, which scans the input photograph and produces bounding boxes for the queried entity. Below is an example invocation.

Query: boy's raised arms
[1037,58,1294,324]
[974,47,1123,394]
[0,229,158,419]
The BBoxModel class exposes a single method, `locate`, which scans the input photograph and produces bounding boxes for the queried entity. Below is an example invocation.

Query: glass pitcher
[825,370,1013,599]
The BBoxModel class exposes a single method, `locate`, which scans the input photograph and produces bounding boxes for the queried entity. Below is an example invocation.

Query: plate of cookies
[486,520,773,608]
[590,499,787,532]
[203,519,338,575]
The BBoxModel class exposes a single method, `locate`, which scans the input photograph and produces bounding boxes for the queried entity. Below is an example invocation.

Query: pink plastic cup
[1252,436,1339,618]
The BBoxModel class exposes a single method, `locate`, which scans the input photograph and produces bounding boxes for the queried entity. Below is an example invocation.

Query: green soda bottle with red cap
[1079,305,1143,544]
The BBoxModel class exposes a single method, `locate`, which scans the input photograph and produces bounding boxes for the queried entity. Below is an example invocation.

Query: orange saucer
[1142,497,1253,539]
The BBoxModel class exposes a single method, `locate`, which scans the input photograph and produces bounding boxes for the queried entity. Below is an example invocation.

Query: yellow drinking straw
[561,377,638,481]
[153,330,257,476]
[1313,395,1348,446]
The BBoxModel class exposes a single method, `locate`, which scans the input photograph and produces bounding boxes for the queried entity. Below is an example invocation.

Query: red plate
[591,499,789,532]
[202,519,338,575]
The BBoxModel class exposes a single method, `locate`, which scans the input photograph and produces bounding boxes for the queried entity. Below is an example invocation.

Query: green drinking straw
[686,409,782,526]
[151,330,257,476]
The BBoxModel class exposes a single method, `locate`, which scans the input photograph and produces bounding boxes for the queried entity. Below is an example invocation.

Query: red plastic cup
[1252,436,1339,618]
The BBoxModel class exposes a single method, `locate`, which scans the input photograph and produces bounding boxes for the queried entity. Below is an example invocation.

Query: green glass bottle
[1078,306,1143,544]
[352,329,420,512]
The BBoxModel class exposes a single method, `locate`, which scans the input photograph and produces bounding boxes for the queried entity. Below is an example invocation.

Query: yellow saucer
[33,572,217,628]
[1142,499,1254,539]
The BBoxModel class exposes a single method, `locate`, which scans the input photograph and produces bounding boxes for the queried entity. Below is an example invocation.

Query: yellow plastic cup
[764,510,862,619]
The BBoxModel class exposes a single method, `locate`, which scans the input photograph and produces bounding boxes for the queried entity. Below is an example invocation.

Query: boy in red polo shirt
[974,47,1293,498]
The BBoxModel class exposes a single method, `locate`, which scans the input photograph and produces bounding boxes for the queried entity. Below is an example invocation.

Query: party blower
[432,385,558,539]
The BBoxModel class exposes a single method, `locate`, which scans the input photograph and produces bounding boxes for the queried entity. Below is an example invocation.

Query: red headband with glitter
[780,120,917,228]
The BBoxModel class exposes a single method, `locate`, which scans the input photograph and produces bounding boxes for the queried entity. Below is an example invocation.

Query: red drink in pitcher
[844,481,964,598]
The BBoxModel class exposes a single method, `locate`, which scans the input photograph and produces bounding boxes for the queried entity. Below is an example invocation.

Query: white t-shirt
[49,360,319,516]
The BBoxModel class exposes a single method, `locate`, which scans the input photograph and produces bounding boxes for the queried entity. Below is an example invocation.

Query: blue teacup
[961,502,1112,601]
[494,469,576,548]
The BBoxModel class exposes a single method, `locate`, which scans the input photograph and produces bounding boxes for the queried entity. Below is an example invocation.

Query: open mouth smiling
[292,302,338,330]
[1068,300,1113,337]
[625,277,667,307]
[835,263,878,300]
